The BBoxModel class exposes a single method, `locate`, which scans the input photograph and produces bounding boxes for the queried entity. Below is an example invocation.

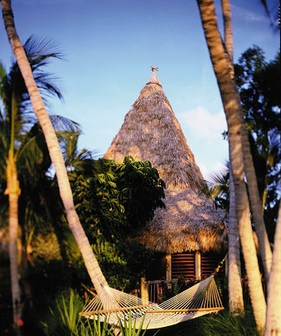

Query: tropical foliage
[70,155,165,291]
[72,156,165,240]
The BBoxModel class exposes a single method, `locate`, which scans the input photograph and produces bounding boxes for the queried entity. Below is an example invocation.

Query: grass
[145,309,259,336]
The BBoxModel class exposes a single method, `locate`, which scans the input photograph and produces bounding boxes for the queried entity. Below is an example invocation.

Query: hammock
[80,274,224,329]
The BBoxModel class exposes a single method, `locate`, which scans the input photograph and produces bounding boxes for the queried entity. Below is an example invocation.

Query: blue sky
[0,0,279,178]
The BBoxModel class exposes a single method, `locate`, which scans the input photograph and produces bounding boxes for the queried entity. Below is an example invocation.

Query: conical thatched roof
[105,68,227,253]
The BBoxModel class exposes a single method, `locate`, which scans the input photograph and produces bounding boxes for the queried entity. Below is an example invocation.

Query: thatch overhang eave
[136,229,228,254]
[134,189,228,254]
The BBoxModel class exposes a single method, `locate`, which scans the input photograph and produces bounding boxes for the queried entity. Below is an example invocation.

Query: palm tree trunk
[264,201,281,335]
[196,0,266,332]
[239,113,272,283]
[228,164,244,315]
[221,2,244,314]
[4,151,21,321]
[221,0,233,63]
[221,0,271,299]
[222,0,272,283]
[1,0,113,307]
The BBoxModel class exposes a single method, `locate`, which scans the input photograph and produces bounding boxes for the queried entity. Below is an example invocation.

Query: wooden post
[141,277,149,304]
[195,251,201,280]
[224,254,228,276]
[166,254,172,280]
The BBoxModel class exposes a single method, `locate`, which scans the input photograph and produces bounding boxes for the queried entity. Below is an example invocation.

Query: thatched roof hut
[105,68,227,255]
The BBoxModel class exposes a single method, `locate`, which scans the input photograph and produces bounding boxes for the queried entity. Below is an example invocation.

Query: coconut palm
[0,35,75,321]
[1,0,113,310]
[205,164,244,315]
[220,0,272,284]
[265,200,281,335]
[220,4,245,315]
[196,0,266,332]
[227,165,244,315]
[1,66,22,321]
[59,130,99,176]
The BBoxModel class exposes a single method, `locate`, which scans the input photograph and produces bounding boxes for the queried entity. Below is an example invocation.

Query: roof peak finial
[150,65,159,72]
[147,66,162,87]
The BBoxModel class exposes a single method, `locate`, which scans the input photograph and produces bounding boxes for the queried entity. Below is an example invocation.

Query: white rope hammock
[80,274,224,329]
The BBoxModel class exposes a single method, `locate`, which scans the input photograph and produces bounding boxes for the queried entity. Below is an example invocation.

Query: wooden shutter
[201,252,224,278]
[171,252,195,279]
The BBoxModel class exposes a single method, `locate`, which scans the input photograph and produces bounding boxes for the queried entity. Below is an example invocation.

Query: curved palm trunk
[228,164,244,315]
[1,0,113,307]
[196,0,266,332]
[265,201,281,335]
[4,150,21,321]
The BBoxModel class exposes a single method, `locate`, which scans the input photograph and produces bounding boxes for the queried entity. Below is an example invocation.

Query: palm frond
[50,115,81,133]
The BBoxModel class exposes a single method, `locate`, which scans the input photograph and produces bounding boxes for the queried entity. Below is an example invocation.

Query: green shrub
[117,311,159,336]
[41,289,115,335]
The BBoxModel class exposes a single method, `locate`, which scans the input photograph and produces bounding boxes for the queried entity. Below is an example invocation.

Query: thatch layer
[105,83,205,192]
[105,71,228,253]
[136,189,227,253]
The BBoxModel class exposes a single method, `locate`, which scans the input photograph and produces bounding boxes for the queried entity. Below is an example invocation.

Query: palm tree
[258,4,281,332]
[1,0,113,309]
[235,47,281,242]
[0,36,75,320]
[206,164,244,315]
[196,0,266,332]
[227,165,244,315]
[221,0,272,284]
[265,201,281,335]
[59,130,98,174]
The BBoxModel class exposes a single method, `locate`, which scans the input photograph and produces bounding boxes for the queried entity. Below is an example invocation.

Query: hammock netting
[81,274,224,329]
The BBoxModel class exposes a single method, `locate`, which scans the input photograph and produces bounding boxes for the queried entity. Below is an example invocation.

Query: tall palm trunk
[239,114,272,282]
[221,0,233,65]
[228,164,244,314]
[264,201,281,335]
[221,0,272,283]
[4,150,21,321]
[1,0,113,307]
[4,89,23,323]
[196,0,266,332]
[221,0,244,314]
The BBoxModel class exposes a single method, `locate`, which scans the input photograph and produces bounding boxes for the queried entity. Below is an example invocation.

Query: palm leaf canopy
[105,69,228,253]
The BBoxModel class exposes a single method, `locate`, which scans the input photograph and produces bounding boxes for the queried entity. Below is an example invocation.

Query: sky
[0,0,279,179]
